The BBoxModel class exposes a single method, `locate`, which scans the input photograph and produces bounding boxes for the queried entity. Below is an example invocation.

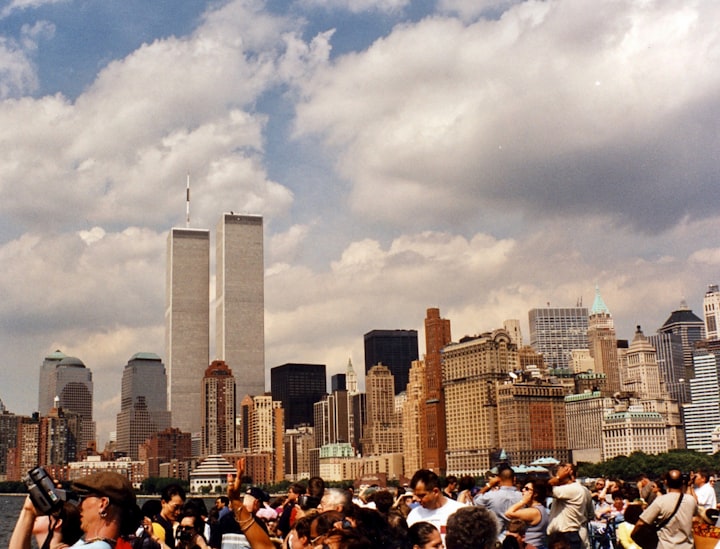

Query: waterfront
[1,495,25,547]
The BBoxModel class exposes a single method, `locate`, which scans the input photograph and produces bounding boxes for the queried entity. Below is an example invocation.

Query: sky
[0,0,718,446]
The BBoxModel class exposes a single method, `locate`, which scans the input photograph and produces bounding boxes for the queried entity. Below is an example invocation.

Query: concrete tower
[52,356,96,452]
[38,350,68,415]
[622,326,664,399]
[657,301,705,384]
[529,305,589,370]
[116,353,171,459]
[704,284,720,341]
[165,227,210,434]
[362,364,403,456]
[216,214,265,404]
[201,360,237,456]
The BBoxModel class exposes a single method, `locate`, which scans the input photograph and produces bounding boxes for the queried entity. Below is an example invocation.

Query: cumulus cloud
[294,0,720,233]
[1,0,67,18]
[297,0,410,14]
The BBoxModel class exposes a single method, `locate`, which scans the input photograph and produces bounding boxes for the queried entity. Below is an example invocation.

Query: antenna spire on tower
[186,173,190,228]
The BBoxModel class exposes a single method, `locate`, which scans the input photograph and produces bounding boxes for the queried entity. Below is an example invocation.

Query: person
[406,469,466,540]
[632,469,697,549]
[445,505,498,549]
[10,497,83,549]
[176,510,210,549]
[614,503,642,549]
[474,464,522,540]
[277,483,305,539]
[635,474,658,506]
[319,487,352,514]
[153,483,186,549]
[227,458,274,549]
[505,479,549,549]
[407,521,443,549]
[503,519,527,549]
[456,476,476,505]
[546,462,594,549]
[215,497,232,520]
[691,470,717,510]
[67,471,138,548]
[443,476,458,500]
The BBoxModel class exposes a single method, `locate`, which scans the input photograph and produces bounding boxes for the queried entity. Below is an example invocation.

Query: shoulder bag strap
[657,493,684,529]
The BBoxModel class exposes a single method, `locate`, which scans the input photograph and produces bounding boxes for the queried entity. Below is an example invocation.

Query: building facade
[657,302,705,390]
[215,213,265,404]
[270,363,327,429]
[683,348,720,453]
[363,329,419,396]
[201,360,237,456]
[116,353,171,460]
[587,287,621,394]
[362,365,403,456]
[704,284,720,341]
[165,227,210,434]
[529,306,589,370]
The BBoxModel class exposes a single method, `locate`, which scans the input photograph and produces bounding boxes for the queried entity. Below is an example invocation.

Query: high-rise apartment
[165,227,210,434]
[116,353,171,460]
[238,394,284,482]
[363,329,419,396]
[201,360,237,456]
[420,308,452,474]
[529,306,589,370]
[444,329,518,475]
[704,285,720,341]
[216,214,265,403]
[361,365,403,456]
[270,363,327,429]
[587,287,621,394]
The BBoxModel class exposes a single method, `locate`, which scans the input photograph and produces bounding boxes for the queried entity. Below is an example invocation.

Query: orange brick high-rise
[420,308,451,473]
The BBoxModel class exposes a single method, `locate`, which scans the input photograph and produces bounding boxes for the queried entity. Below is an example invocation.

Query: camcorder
[297,494,320,511]
[23,466,77,515]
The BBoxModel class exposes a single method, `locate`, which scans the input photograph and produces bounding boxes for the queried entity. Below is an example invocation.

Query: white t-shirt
[695,482,717,510]
[406,497,466,539]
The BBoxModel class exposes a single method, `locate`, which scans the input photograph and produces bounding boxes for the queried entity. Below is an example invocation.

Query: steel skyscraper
[216,213,265,403]
[529,305,589,370]
[165,227,210,434]
[363,329,419,395]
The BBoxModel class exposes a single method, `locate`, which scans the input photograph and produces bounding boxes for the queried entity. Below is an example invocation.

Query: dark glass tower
[270,363,327,429]
[363,329,419,395]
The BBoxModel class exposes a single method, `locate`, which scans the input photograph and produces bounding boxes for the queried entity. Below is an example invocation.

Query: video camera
[23,466,77,515]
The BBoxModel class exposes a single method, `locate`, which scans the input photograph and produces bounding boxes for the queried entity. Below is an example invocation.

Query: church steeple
[590,285,611,316]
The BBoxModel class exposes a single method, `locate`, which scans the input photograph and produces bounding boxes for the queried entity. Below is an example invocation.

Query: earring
[99,509,107,518]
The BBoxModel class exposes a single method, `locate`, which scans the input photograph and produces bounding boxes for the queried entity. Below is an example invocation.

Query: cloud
[0,35,37,97]
[297,0,410,14]
[294,0,720,233]
[1,0,67,18]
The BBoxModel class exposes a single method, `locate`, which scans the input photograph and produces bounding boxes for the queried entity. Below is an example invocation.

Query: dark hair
[141,499,161,519]
[308,476,326,498]
[624,504,643,525]
[373,490,395,514]
[408,521,439,547]
[295,515,314,540]
[445,475,458,486]
[410,469,440,491]
[160,483,186,503]
[529,479,548,503]
[184,497,208,517]
[57,501,83,546]
[312,511,344,538]
[445,506,498,549]
[216,496,230,506]
[290,482,306,495]
[458,476,475,492]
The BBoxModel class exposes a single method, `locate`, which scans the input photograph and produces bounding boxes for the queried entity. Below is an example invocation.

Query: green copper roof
[45,349,67,360]
[590,285,610,315]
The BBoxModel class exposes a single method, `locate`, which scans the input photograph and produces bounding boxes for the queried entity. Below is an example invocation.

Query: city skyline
[1,0,720,445]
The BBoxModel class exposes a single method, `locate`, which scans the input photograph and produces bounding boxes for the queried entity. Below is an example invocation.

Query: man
[445,506,498,549]
[474,464,521,539]
[276,483,305,539]
[546,462,594,549]
[215,496,231,520]
[632,469,697,549]
[153,483,186,549]
[243,486,272,535]
[176,510,210,549]
[443,476,458,500]
[407,469,465,540]
[691,470,717,510]
[636,474,658,506]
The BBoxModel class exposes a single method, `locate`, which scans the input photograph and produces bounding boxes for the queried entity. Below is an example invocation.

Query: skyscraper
[587,287,621,394]
[657,301,705,384]
[116,353,171,460]
[684,346,720,453]
[361,364,403,456]
[38,350,68,415]
[648,332,687,403]
[622,326,664,399]
[270,363,327,429]
[165,227,210,434]
[201,360,237,456]
[529,306,589,370]
[704,284,720,341]
[421,307,452,473]
[216,213,265,403]
[363,329,419,395]
[48,356,96,452]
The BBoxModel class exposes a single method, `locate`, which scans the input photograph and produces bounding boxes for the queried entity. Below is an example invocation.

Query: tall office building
[216,214,265,403]
[313,389,350,447]
[529,306,589,370]
[116,353,171,460]
[565,391,613,463]
[361,365,403,456]
[403,359,425,477]
[657,301,705,384]
[202,360,237,456]
[648,332,687,403]
[420,307,452,473]
[621,326,664,399]
[38,350,68,415]
[683,346,720,453]
[443,329,518,475]
[165,227,210,434]
[40,403,81,466]
[363,329,419,396]
[587,287,621,394]
[270,363,327,429]
[43,356,96,452]
[704,285,720,341]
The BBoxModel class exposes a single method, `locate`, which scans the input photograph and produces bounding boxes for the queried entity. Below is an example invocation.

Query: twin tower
[165,213,264,434]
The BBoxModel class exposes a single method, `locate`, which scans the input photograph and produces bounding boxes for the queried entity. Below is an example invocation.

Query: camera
[297,494,320,511]
[177,528,195,543]
[23,466,76,515]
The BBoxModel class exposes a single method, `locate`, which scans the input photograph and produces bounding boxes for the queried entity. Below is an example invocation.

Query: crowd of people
[10,460,720,549]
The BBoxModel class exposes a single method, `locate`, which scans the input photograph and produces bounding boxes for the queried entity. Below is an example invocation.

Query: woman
[10,496,83,549]
[615,504,642,549]
[505,480,549,549]
[407,521,443,549]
